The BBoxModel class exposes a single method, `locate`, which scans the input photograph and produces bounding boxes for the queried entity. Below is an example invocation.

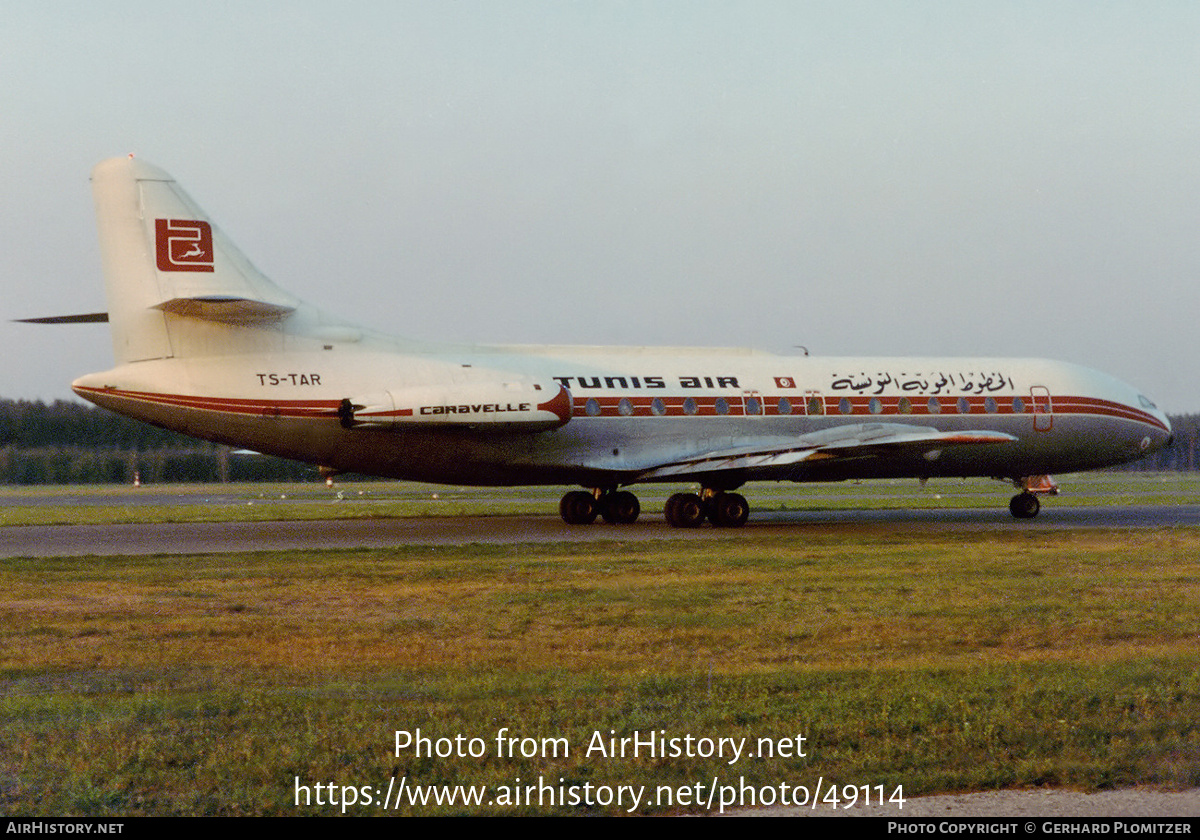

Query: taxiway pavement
[5,505,1199,557]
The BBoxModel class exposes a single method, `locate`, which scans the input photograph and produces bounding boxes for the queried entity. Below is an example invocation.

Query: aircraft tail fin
[91,156,301,364]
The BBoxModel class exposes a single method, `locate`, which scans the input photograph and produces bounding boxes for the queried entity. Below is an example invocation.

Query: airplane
[29,156,1173,526]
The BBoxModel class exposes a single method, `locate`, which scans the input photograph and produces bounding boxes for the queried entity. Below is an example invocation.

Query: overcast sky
[4,2,1199,411]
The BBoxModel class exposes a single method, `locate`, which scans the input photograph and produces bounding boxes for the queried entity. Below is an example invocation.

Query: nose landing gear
[1008,475,1059,519]
[1008,492,1040,519]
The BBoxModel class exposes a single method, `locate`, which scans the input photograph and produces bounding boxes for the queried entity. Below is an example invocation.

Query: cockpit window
[1138,394,1157,409]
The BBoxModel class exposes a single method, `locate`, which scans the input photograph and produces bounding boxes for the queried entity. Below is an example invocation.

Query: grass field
[2,474,1199,815]
[2,471,1199,526]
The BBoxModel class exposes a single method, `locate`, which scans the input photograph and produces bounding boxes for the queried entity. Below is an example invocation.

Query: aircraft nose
[1145,415,1173,455]
[1158,412,1174,449]
[1133,394,1172,454]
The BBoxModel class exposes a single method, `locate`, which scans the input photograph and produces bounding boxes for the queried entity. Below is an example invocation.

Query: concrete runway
[5,504,1200,557]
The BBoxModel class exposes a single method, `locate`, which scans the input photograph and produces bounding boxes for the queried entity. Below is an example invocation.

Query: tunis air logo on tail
[155,219,214,272]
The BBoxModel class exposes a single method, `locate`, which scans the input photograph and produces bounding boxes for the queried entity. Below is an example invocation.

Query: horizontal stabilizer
[154,296,295,323]
[15,312,109,324]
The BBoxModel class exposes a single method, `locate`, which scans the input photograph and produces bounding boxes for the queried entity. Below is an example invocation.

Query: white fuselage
[73,339,1172,489]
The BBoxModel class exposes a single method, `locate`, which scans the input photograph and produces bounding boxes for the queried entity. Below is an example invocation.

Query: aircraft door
[1030,385,1053,432]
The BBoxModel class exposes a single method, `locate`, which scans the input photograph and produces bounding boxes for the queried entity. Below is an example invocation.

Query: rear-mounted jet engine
[339,381,572,432]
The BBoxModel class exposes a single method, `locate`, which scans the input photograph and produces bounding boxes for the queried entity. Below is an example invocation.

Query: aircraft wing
[635,422,1016,481]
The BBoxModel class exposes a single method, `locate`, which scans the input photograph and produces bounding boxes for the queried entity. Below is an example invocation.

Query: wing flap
[636,423,1016,481]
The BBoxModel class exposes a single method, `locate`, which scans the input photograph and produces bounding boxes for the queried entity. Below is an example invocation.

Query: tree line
[0,397,1196,484]
[0,398,313,484]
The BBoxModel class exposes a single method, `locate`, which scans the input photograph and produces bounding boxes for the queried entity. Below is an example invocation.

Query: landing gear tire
[1009,492,1040,519]
[708,492,750,528]
[560,491,598,525]
[600,490,640,524]
[664,492,706,528]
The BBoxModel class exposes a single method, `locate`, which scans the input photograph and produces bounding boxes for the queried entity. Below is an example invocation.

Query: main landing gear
[1008,475,1059,519]
[559,489,640,525]
[664,489,749,528]
[558,487,750,528]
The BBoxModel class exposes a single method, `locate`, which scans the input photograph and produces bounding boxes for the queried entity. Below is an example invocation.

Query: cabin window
[927,397,941,414]
[957,397,970,414]
[984,397,997,414]
[745,397,761,415]
[714,397,729,415]
[617,398,633,416]
[651,397,666,416]
[805,396,823,415]
[868,398,882,415]
[838,397,852,415]
[898,396,912,414]
[585,398,601,417]
[777,397,792,415]
[683,397,698,416]
[1012,397,1025,414]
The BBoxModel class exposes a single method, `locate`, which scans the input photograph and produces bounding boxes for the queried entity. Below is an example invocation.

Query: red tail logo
[155,219,214,272]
